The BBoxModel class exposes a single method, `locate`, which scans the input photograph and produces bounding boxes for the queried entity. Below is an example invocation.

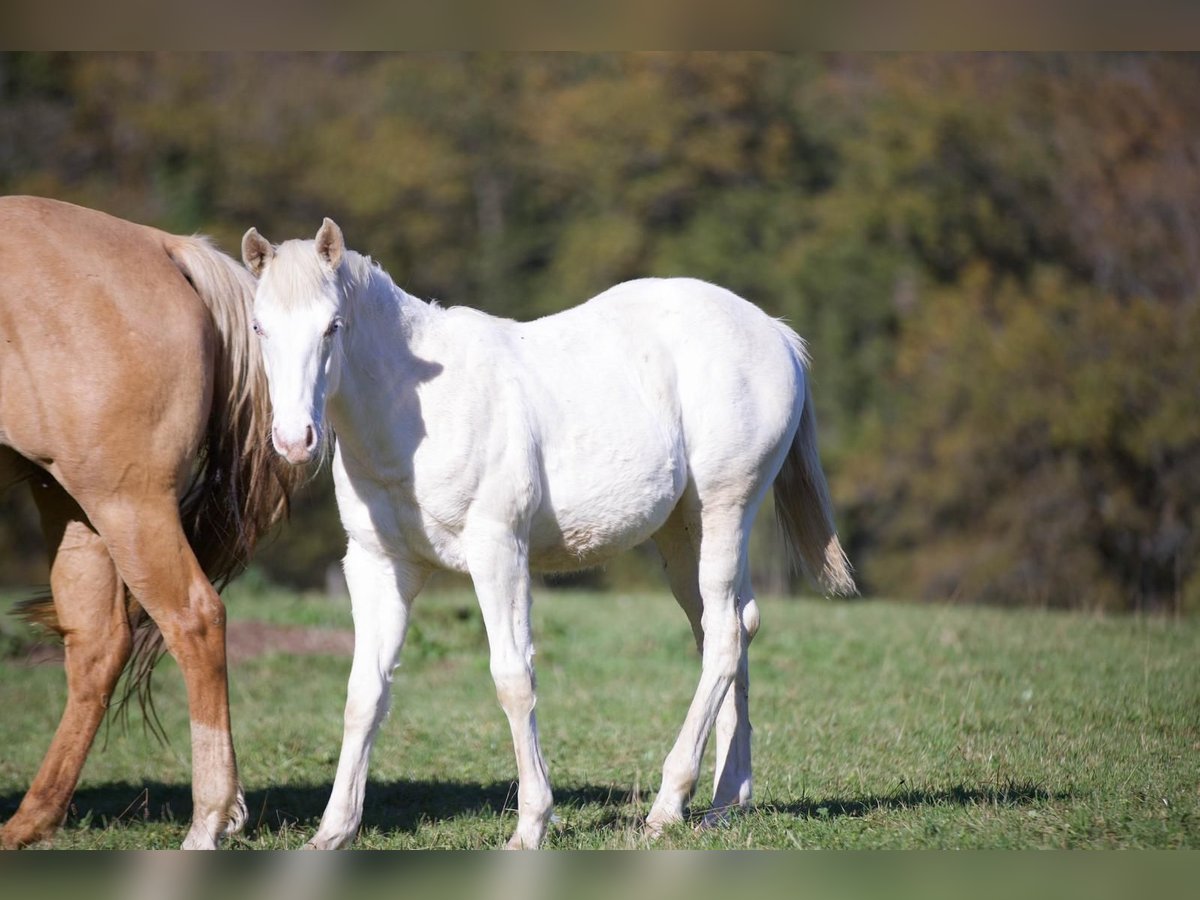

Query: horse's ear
[315,218,344,271]
[242,228,274,277]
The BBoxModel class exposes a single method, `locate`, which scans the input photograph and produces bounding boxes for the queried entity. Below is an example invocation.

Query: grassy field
[1,584,1197,849]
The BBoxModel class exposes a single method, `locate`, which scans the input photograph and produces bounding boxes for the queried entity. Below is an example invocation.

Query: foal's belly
[527,448,687,573]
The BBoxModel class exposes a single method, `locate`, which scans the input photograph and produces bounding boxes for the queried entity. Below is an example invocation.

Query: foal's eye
[252,320,264,337]
[325,318,344,338]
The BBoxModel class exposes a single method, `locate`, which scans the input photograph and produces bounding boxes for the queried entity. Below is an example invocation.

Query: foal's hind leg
[88,497,245,850]
[652,510,759,831]
[0,479,130,849]
[707,565,758,825]
[646,505,751,835]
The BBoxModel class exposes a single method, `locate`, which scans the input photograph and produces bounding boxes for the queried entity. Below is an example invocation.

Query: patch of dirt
[224,621,354,663]
[14,643,64,666]
[9,621,354,667]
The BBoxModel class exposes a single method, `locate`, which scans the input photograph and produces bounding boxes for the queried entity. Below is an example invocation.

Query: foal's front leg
[465,522,553,849]
[307,540,427,849]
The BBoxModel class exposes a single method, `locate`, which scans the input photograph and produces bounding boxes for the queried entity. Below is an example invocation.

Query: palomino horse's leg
[307,539,427,850]
[0,479,131,848]
[465,521,553,849]
[645,506,750,836]
[89,497,245,850]
[652,508,760,829]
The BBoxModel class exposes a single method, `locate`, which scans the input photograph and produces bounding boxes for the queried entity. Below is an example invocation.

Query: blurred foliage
[0,52,1196,612]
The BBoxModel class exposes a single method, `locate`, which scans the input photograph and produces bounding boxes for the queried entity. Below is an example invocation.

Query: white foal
[242,219,855,849]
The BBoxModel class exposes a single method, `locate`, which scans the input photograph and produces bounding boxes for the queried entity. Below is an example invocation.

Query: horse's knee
[168,584,227,648]
[343,697,379,734]
[343,677,390,734]
[492,667,536,717]
[190,584,227,630]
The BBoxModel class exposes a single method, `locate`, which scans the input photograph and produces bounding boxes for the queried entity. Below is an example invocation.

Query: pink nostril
[272,424,315,458]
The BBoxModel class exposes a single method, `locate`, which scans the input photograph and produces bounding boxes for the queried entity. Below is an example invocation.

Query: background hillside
[1,53,1196,612]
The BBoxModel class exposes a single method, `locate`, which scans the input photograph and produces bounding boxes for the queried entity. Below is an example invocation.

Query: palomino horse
[243,219,856,849]
[0,197,299,849]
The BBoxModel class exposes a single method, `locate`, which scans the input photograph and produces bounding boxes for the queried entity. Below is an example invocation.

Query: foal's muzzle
[272,423,319,465]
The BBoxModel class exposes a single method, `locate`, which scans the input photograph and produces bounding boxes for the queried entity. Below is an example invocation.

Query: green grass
[2,586,1198,849]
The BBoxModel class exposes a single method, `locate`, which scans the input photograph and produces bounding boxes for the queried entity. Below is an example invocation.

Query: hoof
[642,810,683,841]
[1,822,56,850]
[180,827,218,850]
[504,829,543,849]
[304,830,351,850]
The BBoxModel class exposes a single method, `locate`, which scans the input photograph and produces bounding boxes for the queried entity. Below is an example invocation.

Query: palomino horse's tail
[772,328,857,597]
[20,234,302,735]
[165,233,301,587]
[114,234,303,731]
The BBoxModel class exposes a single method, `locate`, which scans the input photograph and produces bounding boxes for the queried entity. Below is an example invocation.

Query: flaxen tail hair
[166,233,303,586]
[772,326,857,597]
[18,233,304,737]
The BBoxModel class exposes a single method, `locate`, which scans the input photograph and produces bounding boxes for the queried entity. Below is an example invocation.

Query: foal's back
[517,276,805,473]
[467,277,807,570]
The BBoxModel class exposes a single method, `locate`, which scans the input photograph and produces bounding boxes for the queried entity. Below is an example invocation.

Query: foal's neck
[330,255,440,460]
[344,252,430,345]
[335,252,440,425]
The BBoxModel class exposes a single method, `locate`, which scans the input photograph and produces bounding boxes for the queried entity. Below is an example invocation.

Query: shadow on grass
[0,779,635,840]
[0,777,1064,841]
[767,781,1064,820]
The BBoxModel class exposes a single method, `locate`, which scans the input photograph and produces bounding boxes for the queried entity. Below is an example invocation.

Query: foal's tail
[772,330,857,597]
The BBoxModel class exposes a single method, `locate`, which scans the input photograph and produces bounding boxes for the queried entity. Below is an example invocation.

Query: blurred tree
[0,52,1195,611]
[840,54,1200,612]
